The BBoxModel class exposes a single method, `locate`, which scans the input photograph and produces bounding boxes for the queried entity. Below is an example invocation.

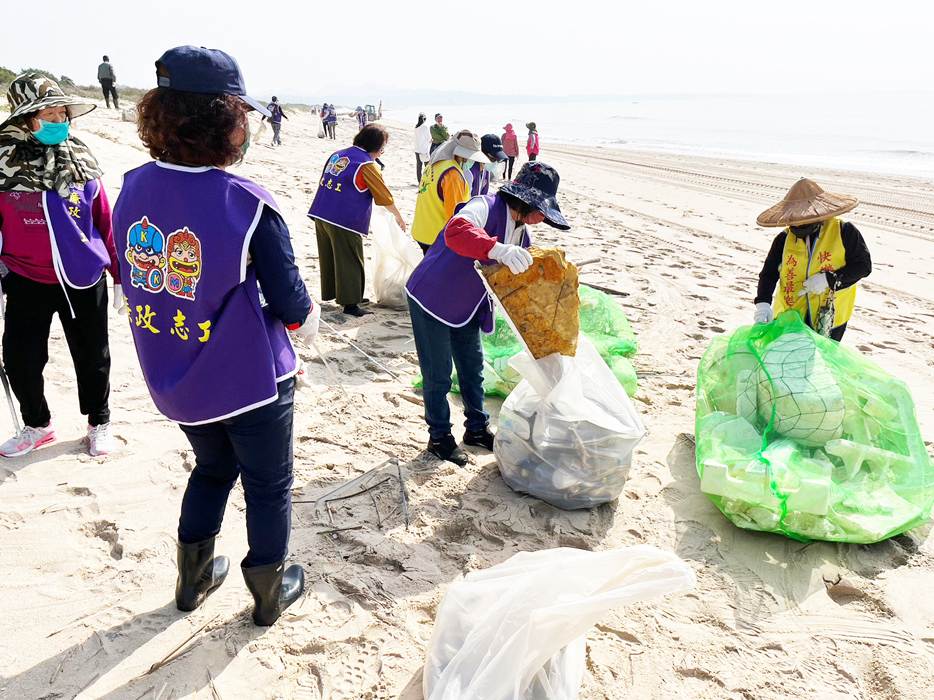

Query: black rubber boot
[342,304,371,317]
[242,560,305,626]
[175,537,229,612]
[427,434,468,466]
[463,426,495,451]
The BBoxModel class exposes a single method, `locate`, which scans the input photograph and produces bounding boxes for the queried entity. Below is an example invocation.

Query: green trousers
[314,220,365,306]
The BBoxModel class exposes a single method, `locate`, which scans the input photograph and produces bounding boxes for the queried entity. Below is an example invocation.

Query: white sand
[1,104,933,699]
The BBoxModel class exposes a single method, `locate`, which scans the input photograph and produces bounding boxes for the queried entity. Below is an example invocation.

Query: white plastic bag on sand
[317,119,326,139]
[423,546,696,700]
[369,206,421,307]
[494,336,647,509]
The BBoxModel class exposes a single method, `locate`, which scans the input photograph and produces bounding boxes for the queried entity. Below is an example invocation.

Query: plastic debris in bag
[368,207,422,308]
[423,546,696,700]
[495,336,647,510]
[696,311,934,543]
[416,285,640,398]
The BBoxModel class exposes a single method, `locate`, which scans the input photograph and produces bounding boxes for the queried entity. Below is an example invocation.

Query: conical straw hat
[756,178,859,227]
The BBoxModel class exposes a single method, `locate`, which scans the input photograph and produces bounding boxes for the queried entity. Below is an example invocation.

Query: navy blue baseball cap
[481,134,508,162]
[155,46,271,118]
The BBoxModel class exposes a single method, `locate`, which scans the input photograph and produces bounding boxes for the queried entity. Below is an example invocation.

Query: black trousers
[506,156,516,180]
[178,378,296,567]
[1,272,111,428]
[100,79,118,107]
[528,153,537,161]
[416,154,423,183]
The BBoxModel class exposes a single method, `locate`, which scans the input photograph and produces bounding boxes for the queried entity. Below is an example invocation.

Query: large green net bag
[417,286,640,398]
[695,311,934,543]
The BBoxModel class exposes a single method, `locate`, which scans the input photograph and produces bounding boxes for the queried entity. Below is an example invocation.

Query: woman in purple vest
[308,123,407,317]
[114,46,320,626]
[405,162,570,465]
[0,72,123,459]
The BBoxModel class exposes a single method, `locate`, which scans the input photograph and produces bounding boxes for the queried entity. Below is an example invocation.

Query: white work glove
[798,272,829,296]
[294,358,313,390]
[0,260,8,278]
[489,242,533,275]
[112,283,127,314]
[753,302,773,325]
[290,301,321,344]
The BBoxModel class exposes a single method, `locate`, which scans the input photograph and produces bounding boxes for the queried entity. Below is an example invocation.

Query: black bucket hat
[500,162,569,230]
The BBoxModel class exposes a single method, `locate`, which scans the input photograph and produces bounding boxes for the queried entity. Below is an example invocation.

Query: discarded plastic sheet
[696,311,934,543]
[423,546,695,700]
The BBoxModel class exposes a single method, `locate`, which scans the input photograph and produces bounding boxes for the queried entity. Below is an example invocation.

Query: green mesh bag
[696,311,934,544]
[416,286,640,398]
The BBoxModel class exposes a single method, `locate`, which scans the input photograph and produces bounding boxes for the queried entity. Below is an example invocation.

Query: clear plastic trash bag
[494,336,647,510]
[368,207,421,308]
[423,546,696,700]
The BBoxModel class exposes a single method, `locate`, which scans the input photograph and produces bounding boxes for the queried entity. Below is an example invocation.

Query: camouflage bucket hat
[2,72,96,129]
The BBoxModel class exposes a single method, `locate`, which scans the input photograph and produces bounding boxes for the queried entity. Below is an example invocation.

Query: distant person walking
[414,112,431,183]
[98,55,119,109]
[525,122,539,161]
[356,107,367,131]
[429,113,448,155]
[324,103,338,139]
[266,96,288,146]
[308,124,407,317]
[502,123,519,179]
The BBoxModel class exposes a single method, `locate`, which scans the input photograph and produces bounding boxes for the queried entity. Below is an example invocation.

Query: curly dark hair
[136,87,246,167]
[352,123,389,154]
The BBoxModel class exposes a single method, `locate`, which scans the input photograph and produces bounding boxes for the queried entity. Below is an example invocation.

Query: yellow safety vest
[411,159,468,246]
[773,218,857,329]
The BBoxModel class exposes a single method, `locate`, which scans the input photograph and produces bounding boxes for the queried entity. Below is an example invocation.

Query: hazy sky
[1,0,929,98]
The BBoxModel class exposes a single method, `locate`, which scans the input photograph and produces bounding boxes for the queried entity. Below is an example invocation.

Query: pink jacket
[502,124,519,157]
[526,131,539,155]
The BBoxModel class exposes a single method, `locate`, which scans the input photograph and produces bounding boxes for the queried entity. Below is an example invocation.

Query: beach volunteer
[405,162,571,465]
[0,72,121,459]
[411,132,488,254]
[307,123,407,317]
[753,178,871,341]
[113,46,320,626]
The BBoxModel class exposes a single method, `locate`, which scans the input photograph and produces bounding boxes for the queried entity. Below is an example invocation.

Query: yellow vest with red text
[773,218,856,329]
[411,159,468,246]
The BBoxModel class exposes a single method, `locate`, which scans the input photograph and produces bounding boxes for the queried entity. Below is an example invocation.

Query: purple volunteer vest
[307,146,376,236]
[468,162,491,197]
[42,179,111,288]
[406,193,530,333]
[113,162,297,425]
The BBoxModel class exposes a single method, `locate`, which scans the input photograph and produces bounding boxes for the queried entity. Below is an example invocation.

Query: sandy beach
[2,103,934,700]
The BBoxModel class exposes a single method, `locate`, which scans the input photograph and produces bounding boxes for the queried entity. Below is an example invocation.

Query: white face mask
[485,161,505,178]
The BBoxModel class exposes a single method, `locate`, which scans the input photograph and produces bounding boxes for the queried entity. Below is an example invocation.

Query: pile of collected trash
[696,312,934,543]
[418,285,639,398]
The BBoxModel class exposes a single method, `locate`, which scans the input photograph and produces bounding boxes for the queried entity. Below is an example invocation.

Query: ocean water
[386,94,934,179]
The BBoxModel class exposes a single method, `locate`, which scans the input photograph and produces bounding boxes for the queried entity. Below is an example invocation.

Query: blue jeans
[408,298,489,439]
[178,378,295,567]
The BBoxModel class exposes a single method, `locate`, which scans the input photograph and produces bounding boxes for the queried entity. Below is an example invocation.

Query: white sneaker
[88,423,116,456]
[0,422,56,458]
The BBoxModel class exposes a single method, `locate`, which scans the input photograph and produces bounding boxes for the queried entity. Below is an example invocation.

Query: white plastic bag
[423,546,696,700]
[494,336,647,509]
[317,118,326,139]
[369,206,421,307]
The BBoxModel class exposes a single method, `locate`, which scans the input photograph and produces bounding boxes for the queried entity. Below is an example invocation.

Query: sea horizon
[383,93,934,180]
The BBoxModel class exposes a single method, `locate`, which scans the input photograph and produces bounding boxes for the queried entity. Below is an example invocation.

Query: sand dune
[1,104,933,700]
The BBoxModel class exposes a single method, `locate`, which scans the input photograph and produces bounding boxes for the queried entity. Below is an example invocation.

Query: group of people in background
[415,116,538,185]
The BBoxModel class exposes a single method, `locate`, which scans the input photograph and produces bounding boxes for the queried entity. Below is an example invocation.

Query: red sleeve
[444,217,499,260]
[93,183,120,284]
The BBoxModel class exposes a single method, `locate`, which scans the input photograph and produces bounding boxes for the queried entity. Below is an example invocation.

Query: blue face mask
[462,159,475,172]
[32,119,70,145]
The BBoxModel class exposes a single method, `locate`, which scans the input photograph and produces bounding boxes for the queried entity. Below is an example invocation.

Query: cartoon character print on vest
[165,227,203,300]
[321,154,351,191]
[126,217,167,293]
